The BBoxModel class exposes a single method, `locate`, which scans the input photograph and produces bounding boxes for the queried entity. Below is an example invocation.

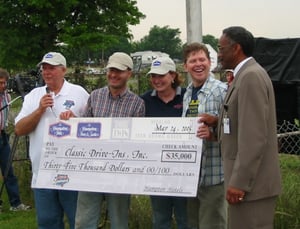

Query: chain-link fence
[277,120,300,155]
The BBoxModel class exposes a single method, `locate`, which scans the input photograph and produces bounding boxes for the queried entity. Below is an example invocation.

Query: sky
[130,0,300,42]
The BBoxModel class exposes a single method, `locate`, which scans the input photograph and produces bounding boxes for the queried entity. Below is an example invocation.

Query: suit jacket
[218,58,281,201]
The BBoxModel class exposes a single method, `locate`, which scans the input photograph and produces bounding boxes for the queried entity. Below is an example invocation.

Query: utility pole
[185,0,203,83]
[186,0,202,43]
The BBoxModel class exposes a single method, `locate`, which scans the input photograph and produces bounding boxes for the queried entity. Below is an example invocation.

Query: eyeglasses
[217,43,235,52]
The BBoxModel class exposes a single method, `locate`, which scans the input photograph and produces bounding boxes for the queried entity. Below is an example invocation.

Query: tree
[104,36,134,60]
[203,34,218,51]
[0,0,144,71]
[134,25,182,59]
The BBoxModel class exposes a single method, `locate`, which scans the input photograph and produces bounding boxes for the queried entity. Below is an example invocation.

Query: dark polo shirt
[141,87,186,117]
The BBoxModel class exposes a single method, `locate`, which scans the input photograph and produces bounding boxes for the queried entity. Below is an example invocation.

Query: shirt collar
[108,86,129,98]
[151,86,182,97]
[53,80,69,96]
[234,57,252,76]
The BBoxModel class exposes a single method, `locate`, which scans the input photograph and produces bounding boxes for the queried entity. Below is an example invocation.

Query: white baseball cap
[147,57,176,75]
[106,52,133,70]
[38,52,67,67]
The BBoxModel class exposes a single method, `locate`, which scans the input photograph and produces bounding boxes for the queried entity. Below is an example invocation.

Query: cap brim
[147,69,169,76]
[38,60,63,67]
[106,62,128,71]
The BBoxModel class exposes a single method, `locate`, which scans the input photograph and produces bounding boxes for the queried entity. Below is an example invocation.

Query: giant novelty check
[34,117,202,197]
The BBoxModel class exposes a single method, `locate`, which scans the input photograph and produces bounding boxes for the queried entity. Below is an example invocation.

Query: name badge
[223,118,230,134]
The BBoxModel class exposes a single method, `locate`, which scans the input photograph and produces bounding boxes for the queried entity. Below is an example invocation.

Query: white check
[34,117,202,197]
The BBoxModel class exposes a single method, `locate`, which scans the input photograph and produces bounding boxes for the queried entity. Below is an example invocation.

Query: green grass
[0,210,37,229]
[274,154,300,229]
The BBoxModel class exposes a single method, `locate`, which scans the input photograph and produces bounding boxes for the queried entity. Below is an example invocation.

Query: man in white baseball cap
[38,52,67,67]
[15,51,89,229]
[147,56,176,75]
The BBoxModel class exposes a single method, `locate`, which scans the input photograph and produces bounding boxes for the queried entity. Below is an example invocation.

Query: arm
[59,110,76,120]
[197,113,219,141]
[226,187,245,204]
[198,113,218,127]
[15,93,53,136]
[196,122,217,141]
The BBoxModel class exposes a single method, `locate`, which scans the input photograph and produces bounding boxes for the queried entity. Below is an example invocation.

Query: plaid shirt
[182,74,227,186]
[84,86,145,117]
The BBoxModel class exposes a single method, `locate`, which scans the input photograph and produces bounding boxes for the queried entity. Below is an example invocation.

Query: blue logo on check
[77,122,101,138]
[49,122,71,137]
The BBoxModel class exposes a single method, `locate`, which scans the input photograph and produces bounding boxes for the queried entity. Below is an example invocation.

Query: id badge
[223,118,230,134]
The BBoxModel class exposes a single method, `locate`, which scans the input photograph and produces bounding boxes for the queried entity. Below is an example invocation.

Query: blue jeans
[75,191,130,229]
[33,188,78,229]
[0,133,21,207]
[151,196,188,229]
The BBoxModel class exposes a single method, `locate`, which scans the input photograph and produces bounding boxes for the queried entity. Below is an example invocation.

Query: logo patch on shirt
[173,104,183,109]
[63,100,75,110]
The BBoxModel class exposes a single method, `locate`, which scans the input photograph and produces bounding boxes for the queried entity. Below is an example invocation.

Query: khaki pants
[187,183,228,229]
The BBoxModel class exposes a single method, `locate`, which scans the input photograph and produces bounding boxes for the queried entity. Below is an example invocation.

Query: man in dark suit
[217,26,282,229]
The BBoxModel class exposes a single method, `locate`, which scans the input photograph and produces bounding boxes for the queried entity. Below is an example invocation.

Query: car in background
[85,67,106,75]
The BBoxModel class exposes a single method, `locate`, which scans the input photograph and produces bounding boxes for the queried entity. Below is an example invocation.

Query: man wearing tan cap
[15,51,89,229]
[73,52,145,229]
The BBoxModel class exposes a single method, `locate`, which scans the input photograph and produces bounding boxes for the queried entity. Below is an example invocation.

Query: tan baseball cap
[147,57,176,75]
[38,52,67,67]
[106,52,133,70]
